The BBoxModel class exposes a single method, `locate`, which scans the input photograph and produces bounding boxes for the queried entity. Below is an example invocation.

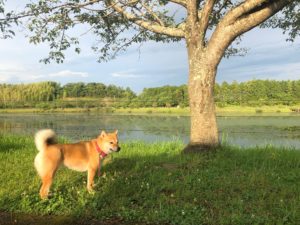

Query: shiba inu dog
[34,129,120,199]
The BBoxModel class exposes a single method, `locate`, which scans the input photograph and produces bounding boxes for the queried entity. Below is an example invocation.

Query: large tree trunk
[184,44,219,153]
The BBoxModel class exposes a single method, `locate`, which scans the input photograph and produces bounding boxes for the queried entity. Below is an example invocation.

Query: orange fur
[34,129,120,199]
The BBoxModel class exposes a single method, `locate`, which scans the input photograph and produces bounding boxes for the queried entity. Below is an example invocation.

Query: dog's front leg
[87,167,96,192]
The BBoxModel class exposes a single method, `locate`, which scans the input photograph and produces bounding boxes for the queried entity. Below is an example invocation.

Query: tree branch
[223,0,271,25]
[198,0,216,35]
[169,0,187,8]
[107,0,185,38]
[0,0,103,22]
[186,0,199,26]
[207,0,291,65]
[111,30,145,58]
[231,0,290,34]
[141,2,165,26]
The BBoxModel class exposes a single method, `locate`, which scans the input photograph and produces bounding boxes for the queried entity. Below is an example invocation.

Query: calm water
[0,113,300,149]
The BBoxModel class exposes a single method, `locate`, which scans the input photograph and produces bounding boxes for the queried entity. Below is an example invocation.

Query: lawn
[0,134,299,225]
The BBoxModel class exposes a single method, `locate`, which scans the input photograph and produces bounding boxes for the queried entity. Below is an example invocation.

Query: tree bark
[184,43,219,153]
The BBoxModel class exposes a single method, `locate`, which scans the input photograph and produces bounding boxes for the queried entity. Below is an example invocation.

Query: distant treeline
[214,80,300,106]
[0,82,135,101]
[0,80,299,109]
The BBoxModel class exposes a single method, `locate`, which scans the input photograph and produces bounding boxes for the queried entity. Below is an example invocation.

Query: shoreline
[0,105,299,116]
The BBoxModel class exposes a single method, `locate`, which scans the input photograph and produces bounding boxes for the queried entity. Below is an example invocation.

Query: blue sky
[0,2,299,93]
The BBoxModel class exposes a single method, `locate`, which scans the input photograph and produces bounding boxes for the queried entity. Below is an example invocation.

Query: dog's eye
[110,142,114,144]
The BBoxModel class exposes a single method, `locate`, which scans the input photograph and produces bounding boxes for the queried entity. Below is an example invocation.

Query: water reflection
[0,113,299,149]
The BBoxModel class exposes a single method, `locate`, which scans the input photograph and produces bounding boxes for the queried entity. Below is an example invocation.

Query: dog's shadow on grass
[77,153,190,215]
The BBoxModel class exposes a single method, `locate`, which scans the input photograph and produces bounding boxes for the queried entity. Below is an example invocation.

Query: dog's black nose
[117,146,121,152]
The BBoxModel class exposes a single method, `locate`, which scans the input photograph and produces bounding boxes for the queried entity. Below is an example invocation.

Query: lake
[0,113,299,149]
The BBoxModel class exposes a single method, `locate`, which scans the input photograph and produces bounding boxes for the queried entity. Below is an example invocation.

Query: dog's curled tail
[34,129,57,152]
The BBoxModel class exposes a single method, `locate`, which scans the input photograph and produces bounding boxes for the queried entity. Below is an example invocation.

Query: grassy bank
[0,104,300,115]
[115,105,300,115]
[0,134,299,225]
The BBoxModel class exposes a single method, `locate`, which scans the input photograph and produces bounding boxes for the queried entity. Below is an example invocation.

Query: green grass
[113,105,300,115]
[0,134,299,225]
[115,107,189,115]
[216,104,300,114]
[1,104,300,115]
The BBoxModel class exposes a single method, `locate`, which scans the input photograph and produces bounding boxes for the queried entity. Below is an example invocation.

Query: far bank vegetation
[0,80,299,110]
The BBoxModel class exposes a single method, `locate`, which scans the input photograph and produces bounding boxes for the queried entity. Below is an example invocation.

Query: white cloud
[0,62,89,83]
[218,59,300,83]
[0,62,37,82]
[111,69,142,78]
[0,62,26,74]
[217,29,300,83]
[0,75,10,82]
[48,70,89,78]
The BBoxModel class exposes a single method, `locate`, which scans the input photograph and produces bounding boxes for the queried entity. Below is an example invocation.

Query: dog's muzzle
[110,146,121,152]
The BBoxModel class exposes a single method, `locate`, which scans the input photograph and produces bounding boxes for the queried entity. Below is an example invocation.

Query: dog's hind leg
[39,173,54,199]
[34,148,61,199]
[37,162,59,199]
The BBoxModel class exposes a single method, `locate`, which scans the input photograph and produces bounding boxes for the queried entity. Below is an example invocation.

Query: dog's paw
[87,186,95,194]
[88,189,95,195]
[40,191,51,200]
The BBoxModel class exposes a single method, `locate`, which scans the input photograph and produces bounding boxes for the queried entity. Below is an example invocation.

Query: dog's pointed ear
[100,130,107,138]
[114,130,118,135]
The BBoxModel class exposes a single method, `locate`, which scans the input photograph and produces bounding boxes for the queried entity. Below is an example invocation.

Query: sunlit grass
[0,104,300,115]
[115,105,300,115]
[0,134,299,224]
[216,104,300,114]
